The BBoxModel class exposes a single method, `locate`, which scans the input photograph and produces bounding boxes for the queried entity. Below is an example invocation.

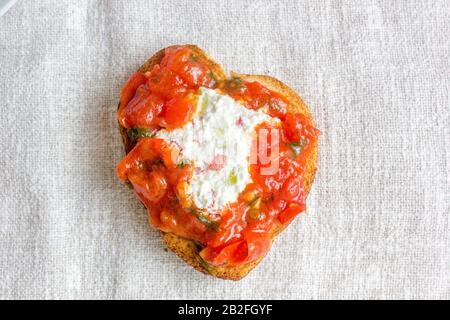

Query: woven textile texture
[0,0,448,299]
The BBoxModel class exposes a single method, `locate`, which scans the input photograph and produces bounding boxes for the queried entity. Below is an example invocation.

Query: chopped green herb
[199,94,209,115]
[125,180,133,189]
[194,251,215,274]
[225,77,244,92]
[191,241,214,274]
[128,127,155,141]
[152,159,164,166]
[208,71,219,82]
[177,159,191,168]
[193,241,204,251]
[216,127,225,137]
[189,209,219,231]
[228,169,238,185]
[288,137,306,158]
[189,54,198,62]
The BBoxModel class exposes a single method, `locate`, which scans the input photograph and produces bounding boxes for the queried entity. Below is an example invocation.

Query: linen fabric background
[0,0,448,299]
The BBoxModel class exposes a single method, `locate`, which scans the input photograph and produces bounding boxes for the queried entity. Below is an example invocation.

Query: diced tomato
[245,82,288,118]
[251,155,302,193]
[271,197,288,212]
[116,138,214,242]
[278,204,305,224]
[118,47,212,130]
[158,93,196,129]
[200,241,242,266]
[119,72,148,107]
[160,47,190,70]
[283,113,320,142]
[116,138,165,181]
[245,81,271,97]
[147,69,188,99]
[238,231,270,265]
[119,86,164,128]
[201,231,270,266]
[280,176,306,205]
[129,169,167,203]
[206,202,247,248]
[220,80,289,119]
[159,209,179,232]
[160,47,213,87]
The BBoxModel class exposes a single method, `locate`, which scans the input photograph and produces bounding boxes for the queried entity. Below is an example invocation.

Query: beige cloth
[0,0,448,299]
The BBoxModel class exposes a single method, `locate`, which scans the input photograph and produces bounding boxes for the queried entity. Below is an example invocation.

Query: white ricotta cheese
[156,87,277,211]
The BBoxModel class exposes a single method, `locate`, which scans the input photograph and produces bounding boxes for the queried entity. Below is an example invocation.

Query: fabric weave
[0,0,448,299]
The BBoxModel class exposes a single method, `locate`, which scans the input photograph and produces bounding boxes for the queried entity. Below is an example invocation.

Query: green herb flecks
[228,169,238,185]
[208,71,219,87]
[125,180,133,189]
[177,159,191,168]
[152,159,164,166]
[194,251,215,274]
[199,94,209,115]
[247,195,263,220]
[189,209,219,231]
[225,77,243,92]
[192,242,215,274]
[208,71,219,82]
[128,127,155,142]
[216,127,225,137]
[189,54,198,62]
[288,137,306,159]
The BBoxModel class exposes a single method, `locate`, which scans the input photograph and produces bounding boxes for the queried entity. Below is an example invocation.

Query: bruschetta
[116,45,319,280]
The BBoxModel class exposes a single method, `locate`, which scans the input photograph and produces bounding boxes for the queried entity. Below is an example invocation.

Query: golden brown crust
[118,44,318,280]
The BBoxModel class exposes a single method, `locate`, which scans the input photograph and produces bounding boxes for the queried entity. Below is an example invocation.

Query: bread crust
[118,45,318,280]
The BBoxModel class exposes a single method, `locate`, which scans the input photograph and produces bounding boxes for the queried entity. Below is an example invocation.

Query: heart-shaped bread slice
[117,45,318,280]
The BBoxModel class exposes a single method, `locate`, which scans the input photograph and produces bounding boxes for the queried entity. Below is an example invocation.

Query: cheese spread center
[156,87,276,211]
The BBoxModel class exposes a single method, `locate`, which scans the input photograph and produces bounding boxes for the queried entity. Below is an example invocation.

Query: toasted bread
[118,45,318,280]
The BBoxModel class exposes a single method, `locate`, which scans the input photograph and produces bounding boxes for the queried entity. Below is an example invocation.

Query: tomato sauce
[116,47,319,268]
